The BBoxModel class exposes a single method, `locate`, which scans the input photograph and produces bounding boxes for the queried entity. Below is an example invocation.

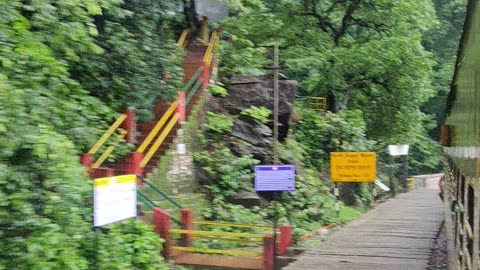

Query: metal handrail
[88,114,127,154]
[203,32,217,65]
[140,113,180,168]
[137,175,183,210]
[92,129,127,169]
[190,234,263,245]
[136,101,179,153]
[182,67,204,92]
[169,229,265,239]
[138,190,157,209]
[193,220,272,230]
[186,80,203,105]
[171,246,261,258]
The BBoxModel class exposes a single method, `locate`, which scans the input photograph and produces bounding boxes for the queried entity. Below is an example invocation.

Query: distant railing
[297,96,327,112]
[310,97,327,112]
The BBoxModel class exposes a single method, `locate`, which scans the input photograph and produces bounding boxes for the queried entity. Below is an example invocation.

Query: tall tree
[219,0,441,173]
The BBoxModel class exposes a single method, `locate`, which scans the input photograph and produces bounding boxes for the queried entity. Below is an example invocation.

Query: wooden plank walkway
[284,188,443,270]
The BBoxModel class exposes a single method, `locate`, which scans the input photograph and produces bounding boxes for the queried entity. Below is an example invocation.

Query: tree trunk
[339,183,361,206]
[183,0,201,42]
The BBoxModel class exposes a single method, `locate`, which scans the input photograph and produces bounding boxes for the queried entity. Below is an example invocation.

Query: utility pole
[273,43,280,165]
[272,43,280,270]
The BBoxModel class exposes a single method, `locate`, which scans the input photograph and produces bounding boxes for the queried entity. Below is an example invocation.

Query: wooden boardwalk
[284,188,443,270]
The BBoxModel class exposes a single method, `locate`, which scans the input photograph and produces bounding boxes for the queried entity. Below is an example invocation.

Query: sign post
[255,165,295,269]
[388,145,410,196]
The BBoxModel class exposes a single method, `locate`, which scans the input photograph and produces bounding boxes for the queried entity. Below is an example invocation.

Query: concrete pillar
[202,62,210,89]
[278,226,293,256]
[80,153,93,168]
[263,235,274,270]
[127,152,143,177]
[180,209,193,247]
[177,91,186,123]
[153,208,171,258]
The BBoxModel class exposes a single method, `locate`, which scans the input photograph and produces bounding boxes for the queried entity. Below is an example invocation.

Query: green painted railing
[137,176,182,225]
[186,80,203,105]
[137,176,183,209]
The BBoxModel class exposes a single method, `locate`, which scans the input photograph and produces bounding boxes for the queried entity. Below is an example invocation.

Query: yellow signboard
[330,152,376,182]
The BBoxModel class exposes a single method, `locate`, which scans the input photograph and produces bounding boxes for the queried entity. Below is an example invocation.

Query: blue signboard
[254,165,295,192]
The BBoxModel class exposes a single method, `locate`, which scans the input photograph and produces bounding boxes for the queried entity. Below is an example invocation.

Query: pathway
[284,188,443,270]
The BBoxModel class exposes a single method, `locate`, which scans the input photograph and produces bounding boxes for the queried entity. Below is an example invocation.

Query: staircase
[80,27,294,270]
[81,29,219,179]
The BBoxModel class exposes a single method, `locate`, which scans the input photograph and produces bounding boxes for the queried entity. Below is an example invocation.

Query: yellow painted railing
[170,229,265,239]
[88,114,127,155]
[172,246,261,258]
[193,220,272,231]
[310,97,327,112]
[177,29,190,48]
[92,130,128,169]
[136,101,179,154]
[170,229,265,257]
[203,32,218,67]
[140,113,180,168]
[192,234,263,245]
[201,20,209,45]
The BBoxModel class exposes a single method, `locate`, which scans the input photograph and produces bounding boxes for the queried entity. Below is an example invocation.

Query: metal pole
[389,155,396,197]
[273,43,279,165]
[272,43,280,270]
[272,192,278,269]
[403,154,409,189]
[334,184,340,220]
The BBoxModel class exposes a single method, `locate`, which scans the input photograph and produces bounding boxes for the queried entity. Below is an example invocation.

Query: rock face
[221,76,296,141]
[207,76,296,163]
[199,76,296,204]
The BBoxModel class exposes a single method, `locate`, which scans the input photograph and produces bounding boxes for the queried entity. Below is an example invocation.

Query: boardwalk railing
[152,208,293,270]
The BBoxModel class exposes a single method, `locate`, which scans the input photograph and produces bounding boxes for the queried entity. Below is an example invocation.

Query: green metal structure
[443,1,480,269]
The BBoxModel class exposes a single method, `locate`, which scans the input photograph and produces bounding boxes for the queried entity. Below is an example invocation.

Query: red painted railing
[152,208,293,270]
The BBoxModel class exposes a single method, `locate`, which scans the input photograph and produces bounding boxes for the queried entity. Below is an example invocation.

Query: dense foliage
[216,0,466,175]
[0,0,467,267]
[193,0,466,230]
[0,0,184,268]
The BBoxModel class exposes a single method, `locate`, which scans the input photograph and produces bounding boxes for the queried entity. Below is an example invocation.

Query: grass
[339,205,367,224]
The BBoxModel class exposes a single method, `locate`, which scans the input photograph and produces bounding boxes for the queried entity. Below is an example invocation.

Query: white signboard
[94,175,137,227]
[388,145,409,156]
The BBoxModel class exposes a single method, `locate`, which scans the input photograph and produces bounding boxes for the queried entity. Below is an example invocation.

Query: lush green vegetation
[0,0,183,268]
[0,0,467,268]
[192,0,466,239]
